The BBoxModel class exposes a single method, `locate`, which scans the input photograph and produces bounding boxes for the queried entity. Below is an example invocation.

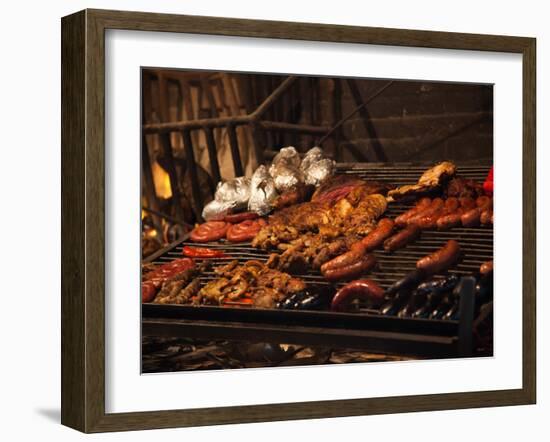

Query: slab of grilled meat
[387,161,457,201]
[195,260,307,308]
[311,175,389,203]
[252,186,387,250]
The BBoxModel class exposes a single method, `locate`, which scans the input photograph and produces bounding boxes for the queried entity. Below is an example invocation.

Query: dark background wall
[326,78,493,163]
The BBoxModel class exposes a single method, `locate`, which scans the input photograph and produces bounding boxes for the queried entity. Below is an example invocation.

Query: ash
[142,336,413,373]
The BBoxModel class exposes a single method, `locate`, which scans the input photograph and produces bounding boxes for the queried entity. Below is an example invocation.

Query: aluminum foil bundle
[269,146,304,192]
[248,165,278,216]
[300,146,324,171]
[202,176,251,221]
[271,146,301,169]
[300,146,335,186]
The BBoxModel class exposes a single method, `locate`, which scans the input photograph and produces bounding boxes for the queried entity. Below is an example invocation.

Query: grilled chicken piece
[387,162,457,201]
[253,190,387,250]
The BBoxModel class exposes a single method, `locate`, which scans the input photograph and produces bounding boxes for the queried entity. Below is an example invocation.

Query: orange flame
[152,161,172,199]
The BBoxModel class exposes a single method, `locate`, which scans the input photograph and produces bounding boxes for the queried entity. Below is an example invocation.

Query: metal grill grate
[147,163,492,314]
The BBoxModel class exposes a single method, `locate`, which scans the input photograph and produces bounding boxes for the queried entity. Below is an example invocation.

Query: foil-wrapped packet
[271,146,301,169]
[270,165,304,192]
[202,200,236,221]
[202,176,251,220]
[300,146,324,171]
[269,146,304,192]
[303,158,335,186]
[248,165,278,216]
[300,146,335,186]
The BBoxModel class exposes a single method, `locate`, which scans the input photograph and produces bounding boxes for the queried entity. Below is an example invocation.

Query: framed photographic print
[61,9,536,433]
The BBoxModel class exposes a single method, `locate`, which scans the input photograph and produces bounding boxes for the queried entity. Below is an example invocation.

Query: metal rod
[259,120,331,134]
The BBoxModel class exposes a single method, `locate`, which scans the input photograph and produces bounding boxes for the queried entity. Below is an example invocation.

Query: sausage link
[459,197,476,211]
[436,209,463,230]
[414,214,440,230]
[444,197,460,212]
[331,279,385,311]
[480,260,493,275]
[460,207,482,227]
[361,218,395,251]
[383,225,421,252]
[395,197,431,227]
[322,254,377,282]
[142,281,158,303]
[320,241,367,273]
[416,240,461,274]
[480,209,493,225]
[476,196,492,208]
[407,198,444,225]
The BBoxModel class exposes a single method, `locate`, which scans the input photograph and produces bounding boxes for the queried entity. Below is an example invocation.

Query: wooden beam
[203,126,222,184]
[143,114,251,133]
[227,124,244,177]
[259,120,330,134]
[181,129,204,221]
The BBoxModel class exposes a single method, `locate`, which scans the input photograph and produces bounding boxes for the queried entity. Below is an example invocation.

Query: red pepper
[483,166,493,196]
[182,245,226,258]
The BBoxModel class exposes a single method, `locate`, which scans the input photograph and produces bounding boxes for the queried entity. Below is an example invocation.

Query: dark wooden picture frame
[61,9,536,433]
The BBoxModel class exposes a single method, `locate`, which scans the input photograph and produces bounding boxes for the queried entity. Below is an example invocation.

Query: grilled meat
[266,233,348,272]
[142,258,196,303]
[153,262,208,304]
[445,177,484,199]
[311,175,389,203]
[154,279,201,305]
[272,184,315,210]
[195,260,306,308]
[252,189,387,249]
[387,161,457,201]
